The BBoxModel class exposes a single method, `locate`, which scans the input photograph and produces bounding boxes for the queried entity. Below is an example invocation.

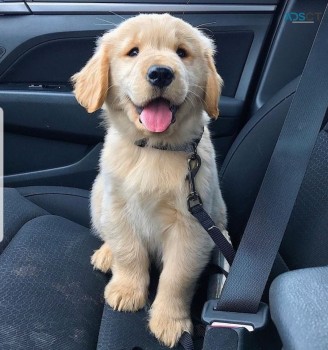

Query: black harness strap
[189,204,235,266]
[186,145,235,266]
[134,132,203,153]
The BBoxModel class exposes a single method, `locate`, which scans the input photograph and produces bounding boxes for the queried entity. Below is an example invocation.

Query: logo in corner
[284,12,322,24]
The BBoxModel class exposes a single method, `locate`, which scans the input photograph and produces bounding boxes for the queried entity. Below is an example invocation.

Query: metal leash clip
[187,151,203,210]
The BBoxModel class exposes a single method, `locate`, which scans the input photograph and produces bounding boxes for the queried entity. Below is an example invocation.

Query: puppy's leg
[91,180,150,312]
[102,199,150,312]
[90,174,104,236]
[90,176,113,272]
[104,235,149,312]
[91,243,113,273]
[149,222,213,348]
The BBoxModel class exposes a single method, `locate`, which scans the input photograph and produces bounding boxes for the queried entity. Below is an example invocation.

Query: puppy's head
[72,14,222,141]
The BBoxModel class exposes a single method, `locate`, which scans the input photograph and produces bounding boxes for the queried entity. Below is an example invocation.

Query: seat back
[220,77,328,271]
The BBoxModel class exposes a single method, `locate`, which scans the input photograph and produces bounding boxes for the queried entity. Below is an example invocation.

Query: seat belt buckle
[202,300,269,332]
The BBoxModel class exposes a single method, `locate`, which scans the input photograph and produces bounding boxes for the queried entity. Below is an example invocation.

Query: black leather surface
[270,266,328,350]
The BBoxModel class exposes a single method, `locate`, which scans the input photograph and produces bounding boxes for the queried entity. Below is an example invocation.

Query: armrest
[269,266,328,350]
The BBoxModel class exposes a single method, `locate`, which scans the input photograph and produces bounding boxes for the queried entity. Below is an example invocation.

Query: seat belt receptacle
[202,300,269,332]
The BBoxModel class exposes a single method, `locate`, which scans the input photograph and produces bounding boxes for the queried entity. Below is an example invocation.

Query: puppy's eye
[176,48,187,58]
[127,47,139,57]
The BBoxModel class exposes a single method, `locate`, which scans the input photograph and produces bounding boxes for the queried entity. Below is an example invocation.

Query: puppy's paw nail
[149,311,193,348]
[104,281,147,312]
[91,245,112,273]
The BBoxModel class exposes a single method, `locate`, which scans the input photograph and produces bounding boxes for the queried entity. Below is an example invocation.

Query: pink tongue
[140,100,172,132]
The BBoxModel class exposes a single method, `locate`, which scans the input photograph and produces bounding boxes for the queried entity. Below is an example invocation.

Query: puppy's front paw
[91,243,112,273]
[104,279,147,312]
[149,308,193,348]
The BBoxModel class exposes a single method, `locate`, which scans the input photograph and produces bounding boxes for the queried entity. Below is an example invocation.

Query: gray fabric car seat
[1,186,193,349]
[1,76,327,349]
[1,187,109,350]
[270,266,328,350]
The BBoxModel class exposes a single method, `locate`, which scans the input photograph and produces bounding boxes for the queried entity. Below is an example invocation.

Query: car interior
[1,0,328,349]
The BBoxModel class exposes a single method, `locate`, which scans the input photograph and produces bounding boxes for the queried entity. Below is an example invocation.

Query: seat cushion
[270,267,328,350]
[1,187,108,350]
[17,186,90,228]
[221,76,328,271]
[220,77,300,247]
[98,293,178,350]
[2,188,48,254]
[2,187,204,350]
[96,270,206,350]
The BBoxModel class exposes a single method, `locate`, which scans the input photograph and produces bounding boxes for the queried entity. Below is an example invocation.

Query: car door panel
[0,4,276,188]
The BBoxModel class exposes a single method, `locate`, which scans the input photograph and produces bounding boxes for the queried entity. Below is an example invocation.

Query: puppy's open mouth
[136,98,178,133]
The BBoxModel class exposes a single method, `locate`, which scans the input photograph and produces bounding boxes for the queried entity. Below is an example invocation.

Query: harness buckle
[202,300,269,332]
[187,151,203,211]
[187,192,203,210]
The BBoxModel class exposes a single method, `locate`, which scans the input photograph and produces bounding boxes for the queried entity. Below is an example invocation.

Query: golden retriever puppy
[72,13,229,348]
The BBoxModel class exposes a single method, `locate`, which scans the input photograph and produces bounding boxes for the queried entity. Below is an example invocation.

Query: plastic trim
[0,2,30,14]
[4,143,102,189]
[27,3,276,14]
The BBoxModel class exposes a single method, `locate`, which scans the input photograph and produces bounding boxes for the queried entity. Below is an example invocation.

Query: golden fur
[72,13,230,347]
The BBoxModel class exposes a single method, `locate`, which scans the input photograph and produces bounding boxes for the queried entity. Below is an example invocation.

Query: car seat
[2,76,328,349]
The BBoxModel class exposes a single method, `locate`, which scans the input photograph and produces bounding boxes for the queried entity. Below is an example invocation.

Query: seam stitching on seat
[2,214,89,255]
[1,214,50,254]
[277,253,290,272]
[23,193,89,200]
[22,193,90,228]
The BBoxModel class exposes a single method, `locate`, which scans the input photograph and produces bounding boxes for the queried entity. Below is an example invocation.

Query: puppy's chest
[112,154,188,246]
[117,151,188,194]
[121,161,186,225]
[123,189,178,258]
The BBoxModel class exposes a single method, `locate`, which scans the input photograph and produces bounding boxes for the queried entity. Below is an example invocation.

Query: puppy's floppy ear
[204,48,223,119]
[71,38,110,113]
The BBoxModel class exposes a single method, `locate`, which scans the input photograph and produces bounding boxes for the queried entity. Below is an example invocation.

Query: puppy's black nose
[147,65,174,88]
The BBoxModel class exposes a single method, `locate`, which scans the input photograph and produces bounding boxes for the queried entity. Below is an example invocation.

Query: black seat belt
[201,1,328,342]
